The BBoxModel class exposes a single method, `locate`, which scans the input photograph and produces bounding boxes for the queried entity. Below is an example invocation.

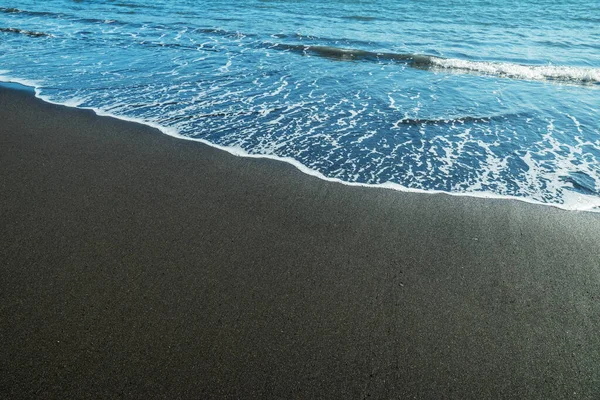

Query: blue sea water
[1,0,599,209]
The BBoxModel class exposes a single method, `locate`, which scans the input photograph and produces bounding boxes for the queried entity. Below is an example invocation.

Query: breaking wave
[430,57,600,85]
[270,44,600,85]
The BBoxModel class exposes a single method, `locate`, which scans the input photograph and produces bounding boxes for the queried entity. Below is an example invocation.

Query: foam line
[2,76,599,213]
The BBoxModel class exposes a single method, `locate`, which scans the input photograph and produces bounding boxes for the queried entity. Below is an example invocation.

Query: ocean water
[1,0,599,210]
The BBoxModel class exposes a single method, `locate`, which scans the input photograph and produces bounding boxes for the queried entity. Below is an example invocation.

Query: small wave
[268,43,429,64]
[270,43,600,85]
[430,58,600,85]
[0,27,52,38]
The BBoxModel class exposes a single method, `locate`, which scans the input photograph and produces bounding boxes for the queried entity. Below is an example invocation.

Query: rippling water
[1,0,599,209]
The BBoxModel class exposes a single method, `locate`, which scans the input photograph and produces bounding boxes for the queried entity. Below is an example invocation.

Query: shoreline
[1,79,599,213]
[2,86,600,399]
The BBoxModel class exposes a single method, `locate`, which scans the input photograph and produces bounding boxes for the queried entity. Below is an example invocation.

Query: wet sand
[1,86,599,399]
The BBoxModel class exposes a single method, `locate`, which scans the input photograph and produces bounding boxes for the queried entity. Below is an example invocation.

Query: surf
[269,43,600,85]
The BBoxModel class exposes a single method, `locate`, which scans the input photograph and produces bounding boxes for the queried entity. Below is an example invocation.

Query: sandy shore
[1,86,599,399]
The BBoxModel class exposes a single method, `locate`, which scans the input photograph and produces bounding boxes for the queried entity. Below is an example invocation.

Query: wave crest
[270,43,600,85]
[430,58,600,84]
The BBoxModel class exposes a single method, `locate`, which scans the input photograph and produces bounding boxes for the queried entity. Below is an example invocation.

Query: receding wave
[270,43,600,85]
[0,27,52,38]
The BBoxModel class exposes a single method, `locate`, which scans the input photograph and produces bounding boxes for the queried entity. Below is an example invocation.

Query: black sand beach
[1,86,599,399]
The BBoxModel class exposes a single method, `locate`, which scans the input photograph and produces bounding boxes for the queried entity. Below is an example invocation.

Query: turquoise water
[1,0,599,209]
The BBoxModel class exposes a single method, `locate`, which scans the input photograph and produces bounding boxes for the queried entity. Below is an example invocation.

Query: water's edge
[2,77,598,213]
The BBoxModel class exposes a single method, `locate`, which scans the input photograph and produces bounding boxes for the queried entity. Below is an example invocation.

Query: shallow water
[1,0,599,209]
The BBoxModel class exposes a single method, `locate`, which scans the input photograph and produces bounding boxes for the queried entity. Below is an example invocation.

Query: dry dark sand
[1,86,599,399]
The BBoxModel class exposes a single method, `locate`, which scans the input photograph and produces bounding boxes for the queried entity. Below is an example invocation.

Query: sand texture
[1,86,600,399]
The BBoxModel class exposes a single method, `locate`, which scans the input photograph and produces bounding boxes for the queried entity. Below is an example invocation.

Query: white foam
[2,76,599,213]
[430,57,600,84]
[218,59,232,73]
[0,72,43,88]
[60,97,87,107]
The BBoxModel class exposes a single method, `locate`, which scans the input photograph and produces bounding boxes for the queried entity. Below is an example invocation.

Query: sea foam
[430,57,600,84]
